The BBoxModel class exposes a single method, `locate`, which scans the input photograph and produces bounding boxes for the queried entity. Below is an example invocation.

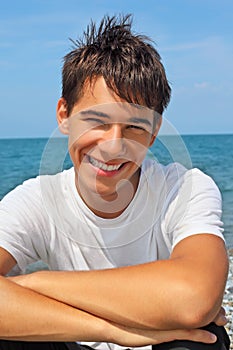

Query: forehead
[72,76,157,120]
[70,77,160,128]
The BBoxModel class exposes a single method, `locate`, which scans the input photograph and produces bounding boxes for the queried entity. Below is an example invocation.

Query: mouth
[87,155,126,173]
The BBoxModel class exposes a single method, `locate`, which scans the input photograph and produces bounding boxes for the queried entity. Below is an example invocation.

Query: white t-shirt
[0,159,224,350]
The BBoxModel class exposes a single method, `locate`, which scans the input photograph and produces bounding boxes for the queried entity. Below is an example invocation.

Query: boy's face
[57,77,161,217]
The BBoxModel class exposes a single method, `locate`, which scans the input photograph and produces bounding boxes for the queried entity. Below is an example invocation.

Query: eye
[83,118,109,129]
[127,124,147,133]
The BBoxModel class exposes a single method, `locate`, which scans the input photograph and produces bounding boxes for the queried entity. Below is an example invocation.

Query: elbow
[175,284,223,329]
[137,292,220,330]
[180,306,217,329]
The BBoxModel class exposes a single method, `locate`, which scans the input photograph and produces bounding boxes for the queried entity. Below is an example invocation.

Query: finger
[112,327,218,347]
[221,306,226,316]
[213,306,228,326]
[174,329,217,344]
[216,306,226,317]
[214,314,228,326]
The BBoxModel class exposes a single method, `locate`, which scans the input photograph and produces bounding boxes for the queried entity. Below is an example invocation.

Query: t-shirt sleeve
[162,168,224,250]
[0,178,49,272]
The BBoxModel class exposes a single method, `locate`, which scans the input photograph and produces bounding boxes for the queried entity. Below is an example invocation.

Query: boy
[0,14,230,350]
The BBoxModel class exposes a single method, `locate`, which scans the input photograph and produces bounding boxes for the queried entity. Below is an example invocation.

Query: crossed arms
[0,234,229,346]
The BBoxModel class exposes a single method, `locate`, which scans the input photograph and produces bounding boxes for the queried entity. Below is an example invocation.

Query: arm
[0,248,218,345]
[0,274,106,342]
[0,248,108,342]
[10,234,229,330]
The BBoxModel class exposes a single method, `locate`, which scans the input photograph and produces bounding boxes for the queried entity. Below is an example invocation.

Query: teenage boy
[0,15,230,350]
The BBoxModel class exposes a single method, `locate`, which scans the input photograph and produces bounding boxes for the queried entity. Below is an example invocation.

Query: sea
[0,134,233,248]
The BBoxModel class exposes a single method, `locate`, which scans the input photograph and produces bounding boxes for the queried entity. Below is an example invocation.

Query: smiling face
[57,77,161,218]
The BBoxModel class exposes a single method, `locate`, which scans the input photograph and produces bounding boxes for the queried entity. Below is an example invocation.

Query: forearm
[14,262,182,330]
[1,276,218,347]
[14,242,227,331]
[10,260,222,330]
[0,276,108,342]
[10,236,228,331]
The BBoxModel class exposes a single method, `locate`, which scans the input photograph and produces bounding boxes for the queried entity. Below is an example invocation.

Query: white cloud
[160,36,230,56]
[194,82,209,89]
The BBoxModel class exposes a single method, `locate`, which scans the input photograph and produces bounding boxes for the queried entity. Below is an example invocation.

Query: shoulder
[1,176,41,212]
[143,159,220,196]
[1,167,75,210]
[160,166,224,249]
[39,167,75,194]
[177,167,222,206]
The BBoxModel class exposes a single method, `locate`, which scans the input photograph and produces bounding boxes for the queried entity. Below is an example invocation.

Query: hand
[213,306,228,326]
[108,322,217,347]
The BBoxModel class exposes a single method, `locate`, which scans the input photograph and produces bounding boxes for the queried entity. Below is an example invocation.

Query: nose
[98,124,126,157]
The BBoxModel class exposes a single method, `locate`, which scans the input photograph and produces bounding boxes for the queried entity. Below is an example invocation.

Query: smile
[88,155,124,172]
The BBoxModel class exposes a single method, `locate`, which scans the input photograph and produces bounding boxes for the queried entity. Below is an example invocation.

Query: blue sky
[0,0,233,138]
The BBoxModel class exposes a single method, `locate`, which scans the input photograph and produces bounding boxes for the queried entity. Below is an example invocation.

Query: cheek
[69,117,105,142]
[125,136,151,158]
[68,130,103,161]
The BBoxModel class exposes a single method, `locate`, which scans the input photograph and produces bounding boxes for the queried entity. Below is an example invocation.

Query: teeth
[89,156,122,171]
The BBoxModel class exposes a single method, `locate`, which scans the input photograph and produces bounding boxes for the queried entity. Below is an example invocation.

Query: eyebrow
[129,117,152,127]
[80,109,152,127]
[80,110,111,119]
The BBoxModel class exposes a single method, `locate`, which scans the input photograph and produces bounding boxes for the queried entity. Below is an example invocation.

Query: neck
[75,169,141,219]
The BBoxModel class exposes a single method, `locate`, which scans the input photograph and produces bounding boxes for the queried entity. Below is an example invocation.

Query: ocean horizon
[0,134,232,248]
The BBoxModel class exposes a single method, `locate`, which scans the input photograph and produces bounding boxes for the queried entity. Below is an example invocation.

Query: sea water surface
[0,134,232,247]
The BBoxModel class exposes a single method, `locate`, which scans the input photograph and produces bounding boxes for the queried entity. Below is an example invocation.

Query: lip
[86,154,129,177]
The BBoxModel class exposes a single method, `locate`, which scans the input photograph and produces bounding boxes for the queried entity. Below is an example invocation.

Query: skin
[0,77,229,346]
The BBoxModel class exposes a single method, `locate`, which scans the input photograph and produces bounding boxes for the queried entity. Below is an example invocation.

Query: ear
[56,98,69,135]
[149,116,162,147]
